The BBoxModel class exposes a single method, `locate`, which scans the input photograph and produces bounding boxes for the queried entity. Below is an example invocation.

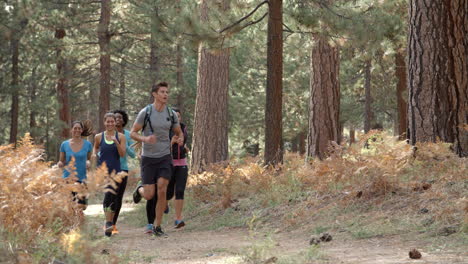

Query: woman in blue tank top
[93,112,126,237]
[58,120,93,211]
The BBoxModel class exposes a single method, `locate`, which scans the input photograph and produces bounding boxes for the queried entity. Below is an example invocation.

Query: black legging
[146,166,188,224]
[103,175,127,220]
[113,174,128,224]
[167,166,188,200]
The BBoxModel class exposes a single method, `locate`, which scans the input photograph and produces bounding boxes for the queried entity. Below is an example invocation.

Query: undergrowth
[0,134,125,263]
[188,132,467,243]
[1,132,466,262]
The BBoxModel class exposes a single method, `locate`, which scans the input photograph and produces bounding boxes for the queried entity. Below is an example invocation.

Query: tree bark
[291,137,298,153]
[363,59,372,133]
[56,28,71,139]
[307,35,340,160]
[29,67,38,140]
[119,58,126,110]
[395,49,408,140]
[408,0,468,157]
[176,43,184,113]
[9,36,20,145]
[349,127,355,145]
[264,0,283,165]
[298,130,306,155]
[98,0,111,131]
[150,8,159,86]
[191,0,230,173]
[8,6,28,145]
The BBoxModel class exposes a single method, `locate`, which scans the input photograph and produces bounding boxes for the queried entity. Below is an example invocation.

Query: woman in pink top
[167,108,189,228]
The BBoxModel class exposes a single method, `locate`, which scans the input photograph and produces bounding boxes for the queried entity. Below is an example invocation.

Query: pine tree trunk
[150,11,159,85]
[307,35,340,160]
[395,49,408,140]
[98,0,111,131]
[349,127,355,145]
[176,43,184,113]
[408,0,468,157]
[191,0,230,173]
[291,136,298,153]
[298,131,306,155]
[9,36,20,145]
[56,28,70,139]
[264,0,283,165]
[119,59,126,110]
[29,67,37,141]
[364,59,372,133]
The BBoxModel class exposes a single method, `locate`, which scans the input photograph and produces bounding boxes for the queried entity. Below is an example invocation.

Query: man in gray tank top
[130,82,184,237]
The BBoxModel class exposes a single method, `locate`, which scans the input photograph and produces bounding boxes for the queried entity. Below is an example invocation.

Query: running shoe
[104,221,113,237]
[111,225,119,235]
[145,224,154,234]
[133,181,142,204]
[174,220,185,229]
[152,226,168,237]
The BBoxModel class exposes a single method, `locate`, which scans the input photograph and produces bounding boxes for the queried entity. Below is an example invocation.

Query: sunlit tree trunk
[408,0,468,157]
[98,0,111,131]
[191,0,230,173]
[264,0,283,165]
[55,28,70,139]
[307,35,340,159]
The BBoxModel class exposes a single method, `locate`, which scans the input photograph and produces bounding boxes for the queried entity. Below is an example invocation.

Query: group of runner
[58,82,189,237]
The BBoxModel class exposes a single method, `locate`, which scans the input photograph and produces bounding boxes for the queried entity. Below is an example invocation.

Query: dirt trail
[85,204,467,264]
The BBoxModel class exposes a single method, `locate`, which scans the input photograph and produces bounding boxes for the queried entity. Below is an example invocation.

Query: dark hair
[151,82,169,93]
[71,120,93,137]
[172,107,180,113]
[112,109,129,127]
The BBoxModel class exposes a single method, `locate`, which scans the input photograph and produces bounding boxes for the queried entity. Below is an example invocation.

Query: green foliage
[0,0,409,158]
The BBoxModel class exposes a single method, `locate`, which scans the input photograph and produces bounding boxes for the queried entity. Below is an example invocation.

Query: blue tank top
[98,132,121,174]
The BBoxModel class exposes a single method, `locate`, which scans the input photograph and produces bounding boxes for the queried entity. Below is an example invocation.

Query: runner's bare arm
[93,133,101,158]
[130,122,156,144]
[114,133,126,157]
[172,125,184,146]
[58,152,65,168]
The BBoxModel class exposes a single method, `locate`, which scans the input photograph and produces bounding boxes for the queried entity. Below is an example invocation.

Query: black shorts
[141,155,173,185]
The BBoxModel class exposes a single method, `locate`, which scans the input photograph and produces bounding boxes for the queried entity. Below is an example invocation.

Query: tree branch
[238,12,268,32]
[219,0,269,33]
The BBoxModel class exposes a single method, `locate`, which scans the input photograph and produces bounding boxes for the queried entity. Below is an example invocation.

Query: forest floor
[84,203,467,264]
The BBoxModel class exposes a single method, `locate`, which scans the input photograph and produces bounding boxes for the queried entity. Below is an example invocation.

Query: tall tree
[8,2,28,145]
[264,0,283,165]
[191,0,230,173]
[307,35,340,159]
[29,67,37,140]
[119,58,126,110]
[98,0,111,131]
[55,28,71,139]
[408,0,468,157]
[149,4,159,86]
[176,43,184,112]
[363,59,372,133]
[395,48,407,140]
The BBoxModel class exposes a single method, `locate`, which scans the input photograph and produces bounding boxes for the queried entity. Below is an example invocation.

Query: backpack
[142,104,176,134]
